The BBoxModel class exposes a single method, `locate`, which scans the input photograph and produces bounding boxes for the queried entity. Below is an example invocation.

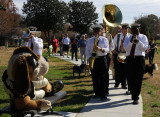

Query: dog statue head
[7,47,49,96]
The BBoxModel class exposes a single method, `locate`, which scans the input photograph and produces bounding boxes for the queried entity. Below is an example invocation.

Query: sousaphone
[102,4,122,37]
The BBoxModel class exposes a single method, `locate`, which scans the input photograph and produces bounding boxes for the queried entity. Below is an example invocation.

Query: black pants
[71,50,78,60]
[115,62,126,87]
[113,54,126,87]
[149,52,155,64]
[91,56,108,98]
[106,54,111,93]
[126,56,145,101]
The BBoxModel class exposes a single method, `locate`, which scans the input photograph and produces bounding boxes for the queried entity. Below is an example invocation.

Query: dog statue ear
[27,56,38,70]
[13,56,33,96]
[13,47,40,61]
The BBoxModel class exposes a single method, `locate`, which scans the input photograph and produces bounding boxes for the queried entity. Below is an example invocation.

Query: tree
[134,14,160,39]
[68,0,98,35]
[22,0,69,38]
[0,1,6,10]
[0,0,21,45]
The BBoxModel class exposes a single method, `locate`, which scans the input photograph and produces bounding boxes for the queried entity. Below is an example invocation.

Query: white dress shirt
[62,37,70,45]
[109,39,115,53]
[113,32,130,51]
[23,39,31,47]
[123,34,148,57]
[102,33,115,53]
[31,36,43,56]
[85,36,109,60]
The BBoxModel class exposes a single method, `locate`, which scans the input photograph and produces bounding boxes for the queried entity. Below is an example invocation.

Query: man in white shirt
[86,24,109,101]
[100,23,115,95]
[31,35,43,56]
[24,33,43,56]
[123,23,148,104]
[112,23,130,89]
[62,33,70,58]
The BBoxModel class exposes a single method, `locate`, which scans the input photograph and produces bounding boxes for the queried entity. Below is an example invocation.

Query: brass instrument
[23,28,30,35]
[89,35,99,70]
[22,26,41,38]
[102,4,122,45]
[22,28,30,39]
[102,4,122,29]
[89,4,122,70]
[102,4,125,65]
[133,35,139,44]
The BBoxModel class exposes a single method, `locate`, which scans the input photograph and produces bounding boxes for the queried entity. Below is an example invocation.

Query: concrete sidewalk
[55,54,143,117]
[31,54,143,117]
[76,71,143,117]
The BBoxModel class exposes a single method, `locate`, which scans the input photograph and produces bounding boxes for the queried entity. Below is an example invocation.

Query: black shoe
[122,86,127,89]
[100,96,107,101]
[126,91,131,95]
[133,100,139,105]
[106,92,109,95]
[114,85,119,88]
[93,95,99,98]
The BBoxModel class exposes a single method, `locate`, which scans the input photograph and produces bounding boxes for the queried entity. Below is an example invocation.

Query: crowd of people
[19,23,158,104]
[46,33,89,64]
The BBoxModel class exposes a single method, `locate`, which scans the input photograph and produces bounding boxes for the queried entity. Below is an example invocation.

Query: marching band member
[112,23,130,89]
[123,23,148,104]
[101,23,115,95]
[85,24,109,101]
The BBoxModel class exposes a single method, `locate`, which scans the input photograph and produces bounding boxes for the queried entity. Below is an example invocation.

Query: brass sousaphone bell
[102,4,123,41]
[102,4,122,28]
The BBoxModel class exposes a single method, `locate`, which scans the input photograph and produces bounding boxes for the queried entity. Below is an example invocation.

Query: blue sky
[13,0,160,25]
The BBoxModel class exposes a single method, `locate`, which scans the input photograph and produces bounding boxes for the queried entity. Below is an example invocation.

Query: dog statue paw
[40,99,52,111]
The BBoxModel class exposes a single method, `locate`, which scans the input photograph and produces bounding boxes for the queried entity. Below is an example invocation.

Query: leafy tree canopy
[134,14,160,39]
[68,0,98,35]
[22,0,69,37]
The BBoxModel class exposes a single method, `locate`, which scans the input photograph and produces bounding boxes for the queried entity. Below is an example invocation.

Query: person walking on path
[79,35,87,64]
[59,34,64,56]
[112,23,130,89]
[62,33,70,58]
[123,23,148,104]
[71,34,79,61]
[148,37,158,64]
[86,24,109,101]
[50,35,59,55]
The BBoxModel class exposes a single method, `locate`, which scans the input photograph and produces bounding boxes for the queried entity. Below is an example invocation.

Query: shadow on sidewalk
[80,99,132,112]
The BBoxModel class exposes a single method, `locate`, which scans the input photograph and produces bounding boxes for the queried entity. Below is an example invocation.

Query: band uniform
[112,23,130,89]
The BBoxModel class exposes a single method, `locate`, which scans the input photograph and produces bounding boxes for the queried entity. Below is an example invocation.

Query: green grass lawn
[0,56,93,117]
[0,48,160,117]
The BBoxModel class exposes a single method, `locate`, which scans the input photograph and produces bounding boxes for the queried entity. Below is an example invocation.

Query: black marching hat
[131,23,141,29]
[121,23,129,28]
[92,24,103,31]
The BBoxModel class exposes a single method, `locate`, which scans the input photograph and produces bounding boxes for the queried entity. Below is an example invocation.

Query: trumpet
[132,35,139,44]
